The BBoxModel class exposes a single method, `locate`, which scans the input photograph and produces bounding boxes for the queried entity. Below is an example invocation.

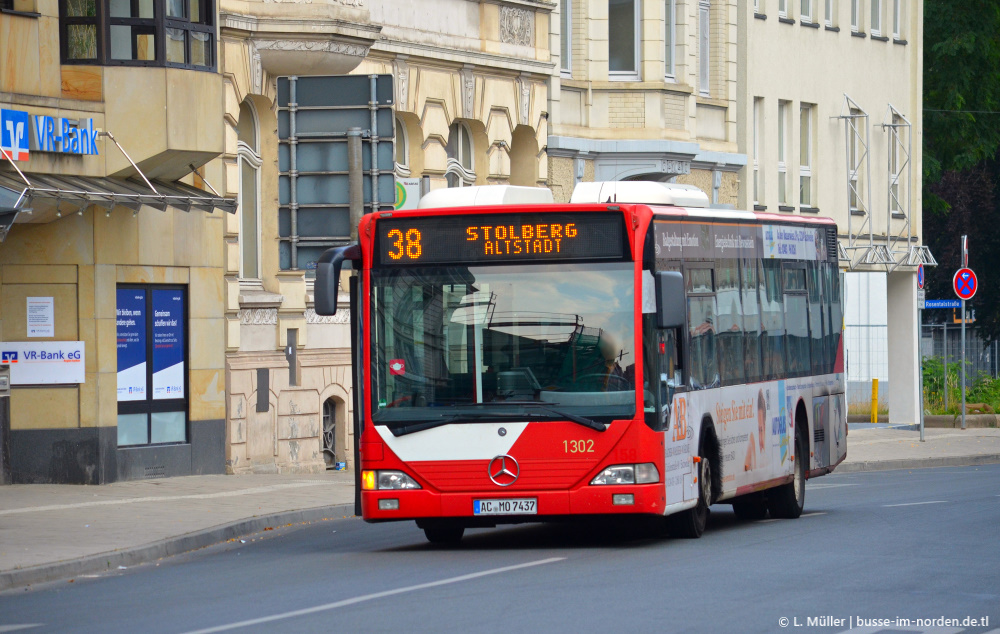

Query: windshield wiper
[385,415,464,437]
[474,401,607,432]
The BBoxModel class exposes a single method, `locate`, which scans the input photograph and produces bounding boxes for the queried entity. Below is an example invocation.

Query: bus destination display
[376,212,625,265]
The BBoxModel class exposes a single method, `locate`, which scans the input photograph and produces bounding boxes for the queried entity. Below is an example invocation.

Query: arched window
[322,397,339,468]
[445,121,476,187]
[237,100,262,282]
[394,116,410,178]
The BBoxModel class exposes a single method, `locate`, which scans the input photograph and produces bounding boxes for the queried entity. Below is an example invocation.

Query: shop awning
[0,170,237,241]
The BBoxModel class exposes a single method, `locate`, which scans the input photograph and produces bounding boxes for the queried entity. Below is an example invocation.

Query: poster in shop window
[152,289,185,400]
[116,289,147,401]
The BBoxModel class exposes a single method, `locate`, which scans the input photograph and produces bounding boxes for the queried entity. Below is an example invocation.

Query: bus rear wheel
[767,426,806,519]
[423,525,465,544]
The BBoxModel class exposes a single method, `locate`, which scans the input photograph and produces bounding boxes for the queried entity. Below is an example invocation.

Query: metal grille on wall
[277,75,395,274]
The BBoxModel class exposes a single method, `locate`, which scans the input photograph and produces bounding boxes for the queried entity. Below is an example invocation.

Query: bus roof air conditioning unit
[570,181,710,208]
[418,185,554,209]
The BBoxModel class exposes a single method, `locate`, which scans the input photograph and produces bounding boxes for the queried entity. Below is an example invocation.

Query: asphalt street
[1,465,998,634]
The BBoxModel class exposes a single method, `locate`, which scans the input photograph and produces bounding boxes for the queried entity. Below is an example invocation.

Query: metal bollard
[871,378,879,424]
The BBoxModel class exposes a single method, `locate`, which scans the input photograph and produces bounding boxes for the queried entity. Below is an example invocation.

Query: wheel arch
[699,415,723,504]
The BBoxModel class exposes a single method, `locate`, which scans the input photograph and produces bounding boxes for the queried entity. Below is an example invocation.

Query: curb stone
[0,504,355,593]
[836,454,1000,473]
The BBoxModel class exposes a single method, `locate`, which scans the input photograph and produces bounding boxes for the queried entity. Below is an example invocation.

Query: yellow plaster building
[1,0,234,482]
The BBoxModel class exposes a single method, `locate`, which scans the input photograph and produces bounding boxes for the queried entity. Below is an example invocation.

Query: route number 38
[387,228,423,260]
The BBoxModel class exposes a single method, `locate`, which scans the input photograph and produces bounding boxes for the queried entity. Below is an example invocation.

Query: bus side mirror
[315,244,361,316]
[655,271,685,329]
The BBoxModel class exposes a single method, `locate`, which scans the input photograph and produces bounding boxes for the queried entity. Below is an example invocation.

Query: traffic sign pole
[961,299,966,431]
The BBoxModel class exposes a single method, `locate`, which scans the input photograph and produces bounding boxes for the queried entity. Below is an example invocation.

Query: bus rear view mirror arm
[655,271,685,329]
[315,244,361,316]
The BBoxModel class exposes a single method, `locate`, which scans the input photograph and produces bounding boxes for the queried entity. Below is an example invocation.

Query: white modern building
[737,0,930,422]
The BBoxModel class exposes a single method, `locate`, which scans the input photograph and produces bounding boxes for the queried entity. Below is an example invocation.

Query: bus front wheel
[668,432,715,538]
[423,525,465,544]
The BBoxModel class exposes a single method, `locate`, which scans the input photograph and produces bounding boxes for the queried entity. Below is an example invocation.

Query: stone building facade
[546,0,745,203]
[218,0,553,475]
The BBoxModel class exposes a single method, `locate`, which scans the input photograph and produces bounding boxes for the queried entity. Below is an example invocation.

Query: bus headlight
[377,470,422,490]
[590,463,660,485]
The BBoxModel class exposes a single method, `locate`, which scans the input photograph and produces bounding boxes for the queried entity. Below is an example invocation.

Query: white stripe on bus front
[375,422,529,462]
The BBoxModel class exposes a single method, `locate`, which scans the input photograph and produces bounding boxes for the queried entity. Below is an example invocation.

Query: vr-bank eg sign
[0,342,85,384]
[1,107,101,161]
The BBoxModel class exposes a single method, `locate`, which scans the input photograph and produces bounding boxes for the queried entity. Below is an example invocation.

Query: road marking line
[0,481,330,516]
[807,483,859,490]
[0,626,43,633]
[182,557,566,634]
[801,512,827,517]
[882,501,947,507]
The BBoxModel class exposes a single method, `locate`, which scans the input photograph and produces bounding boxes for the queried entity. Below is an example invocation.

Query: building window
[60,0,215,69]
[237,101,261,282]
[870,0,881,36]
[561,0,572,75]
[801,0,811,22]
[753,97,763,205]
[851,0,859,32]
[609,0,639,78]
[394,116,411,179]
[446,121,476,187]
[665,0,676,79]
[849,107,863,211]
[890,114,903,214]
[825,0,834,26]
[698,0,710,96]
[778,0,787,18]
[778,101,788,205]
[800,104,813,207]
[322,397,340,468]
[892,0,901,38]
[116,286,188,447]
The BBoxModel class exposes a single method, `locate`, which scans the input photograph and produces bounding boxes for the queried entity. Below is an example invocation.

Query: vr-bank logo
[1,351,18,363]
[1,109,30,162]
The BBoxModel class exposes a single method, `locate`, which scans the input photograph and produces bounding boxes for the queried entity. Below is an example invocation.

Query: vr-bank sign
[0,342,85,385]
[1,107,100,161]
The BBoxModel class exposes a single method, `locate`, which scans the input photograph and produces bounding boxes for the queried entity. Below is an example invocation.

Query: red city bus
[315,181,846,543]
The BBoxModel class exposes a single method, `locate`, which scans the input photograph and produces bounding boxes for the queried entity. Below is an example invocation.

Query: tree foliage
[923,1,1000,343]
[924,1,1000,185]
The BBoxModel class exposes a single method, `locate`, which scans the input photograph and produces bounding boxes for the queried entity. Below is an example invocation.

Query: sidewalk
[0,471,355,591]
[2,427,1000,591]
[838,426,1000,472]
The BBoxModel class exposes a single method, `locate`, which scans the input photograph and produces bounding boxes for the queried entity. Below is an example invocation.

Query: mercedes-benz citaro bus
[314,181,846,544]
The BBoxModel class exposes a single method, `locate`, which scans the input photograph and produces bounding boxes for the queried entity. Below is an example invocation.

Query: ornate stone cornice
[305,308,350,324]
[252,38,370,58]
[240,308,279,325]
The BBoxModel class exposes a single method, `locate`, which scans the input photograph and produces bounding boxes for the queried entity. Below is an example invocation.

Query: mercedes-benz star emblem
[488,454,519,487]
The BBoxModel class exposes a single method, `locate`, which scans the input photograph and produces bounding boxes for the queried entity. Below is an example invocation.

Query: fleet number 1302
[563,439,594,453]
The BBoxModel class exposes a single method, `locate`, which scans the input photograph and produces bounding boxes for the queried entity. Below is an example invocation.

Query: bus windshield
[370,262,636,429]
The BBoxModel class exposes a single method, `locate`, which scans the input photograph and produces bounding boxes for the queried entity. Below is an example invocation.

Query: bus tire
[423,525,465,544]
[767,416,806,519]
[731,492,768,520]
[668,427,717,538]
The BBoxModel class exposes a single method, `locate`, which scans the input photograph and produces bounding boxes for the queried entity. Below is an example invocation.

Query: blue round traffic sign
[917,264,925,289]
[953,268,977,301]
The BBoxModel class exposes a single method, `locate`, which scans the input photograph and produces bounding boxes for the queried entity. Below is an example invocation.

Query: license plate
[473,498,537,515]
